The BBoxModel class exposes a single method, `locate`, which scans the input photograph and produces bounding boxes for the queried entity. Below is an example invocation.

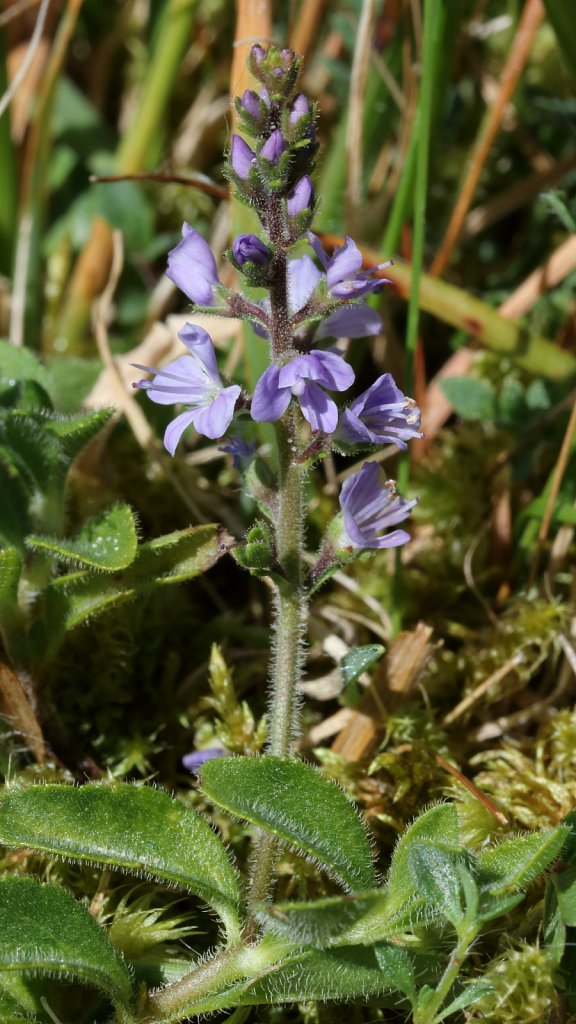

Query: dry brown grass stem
[289,0,327,59]
[0,0,51,119]
[231,0,272,106]
[430,0,545,278]
[346,0,378,213]
[0,663,45,763]
[442,655,523,727]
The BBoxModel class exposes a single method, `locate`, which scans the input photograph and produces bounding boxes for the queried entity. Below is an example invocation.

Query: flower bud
[240,89,263,121]
[260,128,285,164]
[231,134,256,180]
[290,93,310,124]
[287,175,314,217]
[232,234,271,267]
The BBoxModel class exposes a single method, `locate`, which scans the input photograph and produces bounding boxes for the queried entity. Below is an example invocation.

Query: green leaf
[205,944,414,1013]
[408,844,468,928]
[27,504,139,572]
[0,341,51,392]
[553,865,576,927]
[477,827,569,894]
[543,0,576,87]
[0,783,241,941]
[340,645,385,686]
[476,890,524,924]
[200,756,375,890]
[41,525,234,652]
[0,548,22,624]
[43,408,113,463]
[256,891,388,946]
[433,980,495,1022]
[386,803,460,916]
[438,377,497,421]
[0,875,132,1007]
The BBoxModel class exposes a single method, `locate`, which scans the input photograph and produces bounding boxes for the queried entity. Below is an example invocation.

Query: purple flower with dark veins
[167,223,220,306]
[132,324,241,454]
[231,134,256,179]
[339,462,418,549]
[251,349,354,433]
[337,374,423,450]
[309,232,392,300]
[233,234,271,266]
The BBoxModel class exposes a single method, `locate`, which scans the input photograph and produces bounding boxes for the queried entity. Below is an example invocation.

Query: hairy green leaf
[408,844,469,928]
[0,876,132,1007]
[200,756,375,890]
[40,524,234,656]
[0,783,241,941]
[0,341,51,392]
[386,803,460,916]
[256,891,387,946]
[477,827,569,894]
[27,504,139,571]
[433,980,495,1022]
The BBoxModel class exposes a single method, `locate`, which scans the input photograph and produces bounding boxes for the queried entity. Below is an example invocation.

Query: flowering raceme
[135,41,420,559]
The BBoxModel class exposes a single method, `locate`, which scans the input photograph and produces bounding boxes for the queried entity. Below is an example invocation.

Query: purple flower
[132,323,241,454]
[287,176,314,218]
[339,463,417,549]
[287,256,382,339]
[182,747,226,774]
[233,234,271,266]
[309,233,392,300]
[231,134,256,179]
[251,349,354,433]
[251,255,382,342]
[290,93,311,124]
[337,374,423,450]
[260,128,285,164]
[166,223,220,306]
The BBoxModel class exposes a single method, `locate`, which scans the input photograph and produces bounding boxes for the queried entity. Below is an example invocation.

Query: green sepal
[26,503,139,572]
[200,755,375,891]
[0,783,241,942]
[477,826,569,894]
[0,875,132,1008]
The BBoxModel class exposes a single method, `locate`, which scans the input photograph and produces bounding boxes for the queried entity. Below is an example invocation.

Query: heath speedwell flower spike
[339,462,418,549]
[337,373,423,449]
[132,324,241,454]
